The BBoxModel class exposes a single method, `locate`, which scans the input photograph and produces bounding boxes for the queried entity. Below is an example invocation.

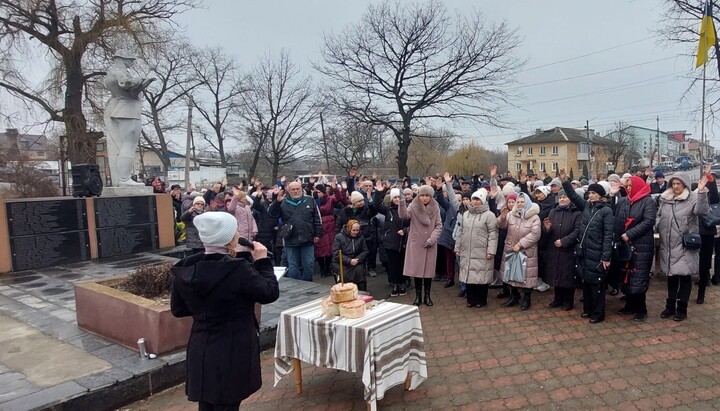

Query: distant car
[711,163,720,174]
[653,165,671,173]
[676,162,693,171]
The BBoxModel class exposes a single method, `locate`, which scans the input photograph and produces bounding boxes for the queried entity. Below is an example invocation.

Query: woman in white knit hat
[171,212,279,411]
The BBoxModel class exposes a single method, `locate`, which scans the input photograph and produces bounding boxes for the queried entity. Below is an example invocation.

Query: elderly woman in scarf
[613,176,657,322]
[498,192,541,311]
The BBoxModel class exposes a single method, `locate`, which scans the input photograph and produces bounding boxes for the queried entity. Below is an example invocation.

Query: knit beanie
[607,174,622,184]
[471,188,488,204]
[533,180,544,189]
[350,191,365,204]
[418,185,435,197]
[558,189,567,197]
[505,193,518,203]
[587,183,606,196]
[550,178,562,188]
[501,182,516,196]
[403,188,413,196]
[390,188,401,198]
[571,180,581,187]
[193,196,206,205]
[534,186,551,197]
[598,181,611,196]
[194,212,237,247]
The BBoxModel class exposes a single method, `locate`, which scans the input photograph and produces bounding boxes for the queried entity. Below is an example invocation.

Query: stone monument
[103,49,155,195]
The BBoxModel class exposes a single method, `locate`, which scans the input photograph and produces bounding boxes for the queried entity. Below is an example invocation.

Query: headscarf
[627,176,651,204]
[516,192,533,219]
[345,219,360,236]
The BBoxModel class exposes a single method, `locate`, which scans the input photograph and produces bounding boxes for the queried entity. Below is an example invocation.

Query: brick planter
[75,279,192,355]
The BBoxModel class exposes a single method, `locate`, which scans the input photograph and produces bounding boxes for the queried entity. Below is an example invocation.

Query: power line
[521,36,655,72]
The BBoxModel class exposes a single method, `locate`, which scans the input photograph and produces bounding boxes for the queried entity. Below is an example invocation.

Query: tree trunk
[396,125,411,178]
[151,107,172,172]
[271,155,280,184]
[63,53,97,164]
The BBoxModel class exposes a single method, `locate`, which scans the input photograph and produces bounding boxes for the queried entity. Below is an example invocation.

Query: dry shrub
[118,263,174,299]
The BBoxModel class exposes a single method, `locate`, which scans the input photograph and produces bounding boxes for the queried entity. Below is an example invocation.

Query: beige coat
[455,204,498,284]
[498,203,541,289]
[398,196,442,278]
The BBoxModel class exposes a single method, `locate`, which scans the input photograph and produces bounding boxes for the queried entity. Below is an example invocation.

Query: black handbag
[703,203,720,227]
[672,204,701,250]
[279,222,294,240]
[613,241,634,262]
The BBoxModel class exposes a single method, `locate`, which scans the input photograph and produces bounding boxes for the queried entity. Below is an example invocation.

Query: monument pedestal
[102,186,153,197]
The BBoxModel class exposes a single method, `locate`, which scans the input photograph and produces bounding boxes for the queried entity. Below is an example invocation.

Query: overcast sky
[174,0,707,150]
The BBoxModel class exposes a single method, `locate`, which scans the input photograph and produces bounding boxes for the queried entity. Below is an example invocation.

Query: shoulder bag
[672,204,701,250]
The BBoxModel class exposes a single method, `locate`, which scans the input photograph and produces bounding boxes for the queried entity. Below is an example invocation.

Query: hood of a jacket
[661,174,691,202]
[172,253,240,297]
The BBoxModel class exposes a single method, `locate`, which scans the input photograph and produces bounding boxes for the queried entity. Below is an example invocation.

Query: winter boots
[660,298,676,319]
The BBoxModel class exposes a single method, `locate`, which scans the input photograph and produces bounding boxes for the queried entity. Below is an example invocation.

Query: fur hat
[471,188,488,204]
[194,212,237,247]
[501,181,516,196]
[350,191,365,204]
[192,196,206,205]
[418,185,435,197]
[587,183,606,196]
[534,186,551,197]
[390,188,401,198]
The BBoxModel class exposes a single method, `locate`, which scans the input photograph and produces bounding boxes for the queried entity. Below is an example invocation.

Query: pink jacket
[228,197,258,253]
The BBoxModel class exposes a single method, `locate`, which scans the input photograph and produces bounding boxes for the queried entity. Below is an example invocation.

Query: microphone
[238,237,274,258]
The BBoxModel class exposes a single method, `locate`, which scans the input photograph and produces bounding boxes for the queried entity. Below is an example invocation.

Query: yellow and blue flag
[696,2,716,68]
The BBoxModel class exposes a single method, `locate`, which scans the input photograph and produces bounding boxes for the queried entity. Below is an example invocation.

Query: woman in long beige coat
[498,192,541,311]
[399,184,442,307]
[455,189,498,308]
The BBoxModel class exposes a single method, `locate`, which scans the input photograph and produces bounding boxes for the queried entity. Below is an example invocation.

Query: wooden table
[274,298,427,411]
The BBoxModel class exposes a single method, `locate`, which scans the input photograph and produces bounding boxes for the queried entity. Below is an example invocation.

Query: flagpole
[701,60,707,180]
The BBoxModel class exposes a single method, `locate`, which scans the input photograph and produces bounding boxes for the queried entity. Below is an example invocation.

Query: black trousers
[552,287,575,306]
[699,234,715,287]
[625,292,647,315]
[385,249,405,284]
[714,237,720,282]
[582,281,606,320]
[466,284,489,306]
[365,237,377,270]
[668,275,692,303]
[199,401,240,411]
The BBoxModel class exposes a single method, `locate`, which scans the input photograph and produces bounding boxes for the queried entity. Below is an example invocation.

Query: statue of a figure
[104,49,155,187]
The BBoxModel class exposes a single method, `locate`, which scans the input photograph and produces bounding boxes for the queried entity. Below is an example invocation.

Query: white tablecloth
[274,298,427,410]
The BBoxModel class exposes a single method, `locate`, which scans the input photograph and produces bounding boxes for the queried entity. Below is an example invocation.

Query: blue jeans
[285,244,315,282]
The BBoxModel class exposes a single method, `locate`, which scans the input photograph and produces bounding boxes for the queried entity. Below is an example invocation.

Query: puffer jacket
[268,195,323,247]
[613,194,657,294]
[454,204,498,284]
[437,182,461,250]
[332,229,369,284]
[564,181,614,284]
[228,197,258,253]
[543,203,581,289]
[373,190,410,252]
[657,175,709,276]
[498,203,541,289]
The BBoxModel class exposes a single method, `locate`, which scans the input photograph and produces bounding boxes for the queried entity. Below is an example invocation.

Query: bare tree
[316,0,522,178]
[240,50,320,182]
[0,0,197,164]
[140,39,199,171]
[406,128,454,176]
[189,47,245,167]
[603,121,636,169]
[323,120,382,173]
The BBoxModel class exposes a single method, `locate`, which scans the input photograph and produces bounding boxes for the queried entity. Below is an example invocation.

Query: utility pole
[320,112,330,172]
[185,95,193,188]
[656,116,660,166]
[586,120,592,179]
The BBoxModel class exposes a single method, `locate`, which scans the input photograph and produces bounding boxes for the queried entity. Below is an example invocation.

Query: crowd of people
[169,163,717,325]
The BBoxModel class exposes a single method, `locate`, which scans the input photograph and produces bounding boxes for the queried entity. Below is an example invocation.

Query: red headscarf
[627,176,651,204]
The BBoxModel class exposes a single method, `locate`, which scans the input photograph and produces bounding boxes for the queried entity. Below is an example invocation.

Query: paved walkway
[124,273,720,411]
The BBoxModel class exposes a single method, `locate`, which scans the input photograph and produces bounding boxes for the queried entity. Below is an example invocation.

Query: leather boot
[697,286,706,305]
[673,300,688,321]
[413,292,422,306]
[497,284,510,299]
[520,290,532,311]
[660,298,675,319]
[424,291,433,306]
[501,287,520,308]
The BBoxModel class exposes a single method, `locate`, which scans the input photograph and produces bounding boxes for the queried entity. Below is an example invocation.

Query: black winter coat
[564,181,614,284]
[171,254,279,404]
[252,197,278,247]
[335,204,378,241]
[544,204,581,288]
[373,191,410,252]
[613,195,657,294]
[332,230,369,284]
[179,208,204,250]
[268,195,322,247]
[536,194,556,252]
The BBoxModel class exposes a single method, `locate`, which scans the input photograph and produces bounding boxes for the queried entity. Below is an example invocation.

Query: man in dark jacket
[268,181,323,281]
[650,171,667,194]
[251,188,279,255]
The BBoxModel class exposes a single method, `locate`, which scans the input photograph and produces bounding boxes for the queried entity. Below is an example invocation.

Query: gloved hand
[422,240,431,248]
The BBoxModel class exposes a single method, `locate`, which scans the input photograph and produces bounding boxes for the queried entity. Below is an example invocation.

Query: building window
[96,142,105,151]
[527,147,533,155]
[516,162,522,171]
[515,147,521,156]
[552,146,559,155]
[540,162,546,172]
[540,146,546,155]
[552,162,558,171]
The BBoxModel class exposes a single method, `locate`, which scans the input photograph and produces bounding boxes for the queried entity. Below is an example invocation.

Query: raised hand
[276,189,286,202]
[490,165,497,177]
[375,179,384,192]
[705,164,712,176]
[372,172,378,180]
[341,181,348,190]
[698,175,708,192]
[280,175,287,184]
[519,170,527,184]
[559,168,567,182]
[444,171,452,183]
[543,217,552,231]
[232,186,241,196]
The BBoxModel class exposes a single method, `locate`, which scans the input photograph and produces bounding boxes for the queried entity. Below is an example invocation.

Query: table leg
[293,358,303,394]
[403,372,412,390]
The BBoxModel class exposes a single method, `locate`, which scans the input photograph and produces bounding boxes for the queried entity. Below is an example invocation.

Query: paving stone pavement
[0,250,328,411]
[123,272,720,411]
